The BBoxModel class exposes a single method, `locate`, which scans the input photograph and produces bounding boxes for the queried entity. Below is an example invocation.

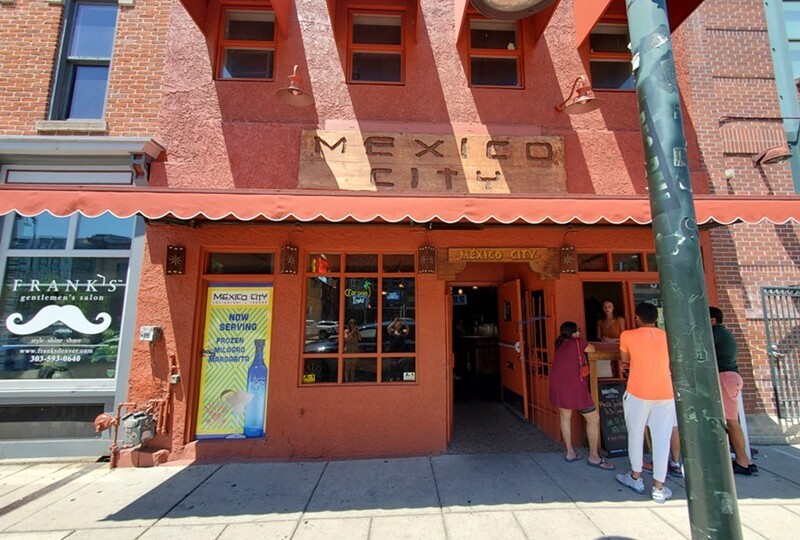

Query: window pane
[0,404,105,440]
[590,60,634,90]
[382,357,415,382]
[578,253,608,272]
[353,14,402,45]
[612,253,642,272]
[346,357,377,383]
[344,277,378,331]
[69,4,118,58]
[632,283,664,329]
[221,48,274,79]
[208,253,274,274]
[0,257,129,380]
[68,65,109,119]
[351,52,401,82]
[382,278,415,352]
[75,214,134,250]
[307,253,340,273]
[10,213,68,249]
[382,254,414,273]
[470,20,517,50]
[225,11,275,41]
[345,254,378,273]
[646,253,658,272]
[304,277,340,343]
[302,357,337,384]
[470,57,518,86]
[589,25,630,54]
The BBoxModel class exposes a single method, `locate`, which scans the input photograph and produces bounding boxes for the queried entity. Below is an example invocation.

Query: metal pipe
[625,1,742,537]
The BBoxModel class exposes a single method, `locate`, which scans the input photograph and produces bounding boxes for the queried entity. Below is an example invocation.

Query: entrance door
[498,279,529,419]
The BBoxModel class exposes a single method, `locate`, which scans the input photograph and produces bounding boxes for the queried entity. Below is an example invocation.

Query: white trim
[2,165,132,185]
[0,135,164,161]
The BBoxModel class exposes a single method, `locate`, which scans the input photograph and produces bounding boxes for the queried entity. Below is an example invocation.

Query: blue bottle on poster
[243,339,267,438]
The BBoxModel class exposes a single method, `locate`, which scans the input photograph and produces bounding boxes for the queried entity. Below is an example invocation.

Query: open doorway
[447,284,561,454]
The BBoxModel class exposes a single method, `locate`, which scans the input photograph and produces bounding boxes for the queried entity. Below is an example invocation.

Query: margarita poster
[196,283,273,438]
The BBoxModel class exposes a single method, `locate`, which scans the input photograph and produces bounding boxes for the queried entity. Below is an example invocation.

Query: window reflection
[75,214,134,250]
[11,213,68,249]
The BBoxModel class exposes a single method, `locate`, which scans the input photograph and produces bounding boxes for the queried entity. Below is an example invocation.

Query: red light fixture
[275,65,314,107]
[556,76,601,115]
[753,144,792,166]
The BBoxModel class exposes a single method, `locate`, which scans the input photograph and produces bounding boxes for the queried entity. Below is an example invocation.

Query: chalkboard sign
[598,381,628,457]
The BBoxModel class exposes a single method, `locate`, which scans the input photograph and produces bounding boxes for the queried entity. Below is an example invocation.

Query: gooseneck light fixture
[555,76,601,115]
[470,0,558,20]
[275,65,314,107]
[753,144,792,166]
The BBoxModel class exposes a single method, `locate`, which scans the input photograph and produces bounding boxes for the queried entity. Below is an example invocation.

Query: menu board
[598,381,628,457]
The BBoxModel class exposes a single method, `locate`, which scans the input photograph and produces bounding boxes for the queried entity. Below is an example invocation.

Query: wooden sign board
[298,130,566,194]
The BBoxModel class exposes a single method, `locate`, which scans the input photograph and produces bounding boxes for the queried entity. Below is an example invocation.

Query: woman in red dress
[549,321,614,469]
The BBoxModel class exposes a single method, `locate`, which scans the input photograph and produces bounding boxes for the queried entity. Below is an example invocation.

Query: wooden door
[498,279,529,419]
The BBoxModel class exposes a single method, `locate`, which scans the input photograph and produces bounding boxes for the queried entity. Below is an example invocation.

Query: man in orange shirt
[615,302,676,503]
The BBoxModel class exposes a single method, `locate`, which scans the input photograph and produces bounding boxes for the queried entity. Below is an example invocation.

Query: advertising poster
[196,283,273,439]
[0,257,128,380]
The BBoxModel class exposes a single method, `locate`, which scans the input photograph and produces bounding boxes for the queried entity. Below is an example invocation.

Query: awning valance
[0,187,797,226]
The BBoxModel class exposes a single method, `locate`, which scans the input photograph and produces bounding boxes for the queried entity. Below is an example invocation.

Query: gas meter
[121,411,156,447]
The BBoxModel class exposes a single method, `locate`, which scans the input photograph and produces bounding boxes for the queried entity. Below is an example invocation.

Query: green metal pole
[625,1,743,538]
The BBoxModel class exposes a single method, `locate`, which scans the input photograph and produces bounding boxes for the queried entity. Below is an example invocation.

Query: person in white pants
[615,302,676,503]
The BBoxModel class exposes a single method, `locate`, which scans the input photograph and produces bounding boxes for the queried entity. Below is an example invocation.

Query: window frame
[346,8,406,85]
[587,22,634,92]
[467,15,524,89]
[49,0,119,120]
[215,5,277,81]
[300,252,417,386]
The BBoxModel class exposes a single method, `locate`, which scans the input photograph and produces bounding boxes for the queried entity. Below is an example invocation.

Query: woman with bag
[549,321,614,470]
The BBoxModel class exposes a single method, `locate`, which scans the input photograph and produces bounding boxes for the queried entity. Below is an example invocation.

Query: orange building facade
[0,0,798,461]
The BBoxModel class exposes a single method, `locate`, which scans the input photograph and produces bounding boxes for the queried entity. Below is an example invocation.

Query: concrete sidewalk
[0,446,798,540]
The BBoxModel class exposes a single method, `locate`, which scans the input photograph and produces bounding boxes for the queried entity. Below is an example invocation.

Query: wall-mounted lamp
[555,76,601,115]
[753,144,792,166]
[280,245,299,274]
[418,246,436,274]
[166,245,185,275]
[275,65,314,107]
[470,0,558,20]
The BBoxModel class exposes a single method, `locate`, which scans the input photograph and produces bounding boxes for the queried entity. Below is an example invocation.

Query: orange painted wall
[131,221,716,461]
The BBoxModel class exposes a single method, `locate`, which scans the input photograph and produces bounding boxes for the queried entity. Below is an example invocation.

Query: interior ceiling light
[753,144,792,166]
[275,65,314,107]
[470,0,558,20]
[555,76,601,115]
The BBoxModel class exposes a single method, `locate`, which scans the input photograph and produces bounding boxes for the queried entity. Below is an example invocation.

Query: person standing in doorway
[597,299,626,342]
[710,306,758,476]
[550,322,614,470]
[616,302,676,503]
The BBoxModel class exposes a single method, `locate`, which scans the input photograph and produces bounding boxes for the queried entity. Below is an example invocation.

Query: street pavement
[0,446,798,539]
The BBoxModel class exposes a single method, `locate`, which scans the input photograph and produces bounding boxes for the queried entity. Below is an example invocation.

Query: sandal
[564,453,582,463]
[587,458,615,470]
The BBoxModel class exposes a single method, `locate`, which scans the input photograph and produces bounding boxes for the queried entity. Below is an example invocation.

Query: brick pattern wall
[678,0,800,416]
[0,0,171,137]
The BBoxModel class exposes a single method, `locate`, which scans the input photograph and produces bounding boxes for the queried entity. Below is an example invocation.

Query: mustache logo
[5,305,112,336]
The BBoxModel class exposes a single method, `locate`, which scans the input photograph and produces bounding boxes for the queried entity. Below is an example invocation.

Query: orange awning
[0,186,797,226]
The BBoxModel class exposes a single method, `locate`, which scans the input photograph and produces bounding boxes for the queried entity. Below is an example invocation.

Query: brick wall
[678,0,800,416]
[0,0,171,137]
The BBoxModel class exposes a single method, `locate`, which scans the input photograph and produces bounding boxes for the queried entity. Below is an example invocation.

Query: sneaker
[616,472,646,494]
[748,463,759,476]
[652,485,673,503]
[668,461,684,478]
[642,461,653,474]
[732,461,752,476]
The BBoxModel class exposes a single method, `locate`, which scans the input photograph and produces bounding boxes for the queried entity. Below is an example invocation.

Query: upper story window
[782,1,800,80]
[217,8,276,80]
[50,1,118,120]
[589,23,633,90]
[468,18,522,88]
[347,11,404,84]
